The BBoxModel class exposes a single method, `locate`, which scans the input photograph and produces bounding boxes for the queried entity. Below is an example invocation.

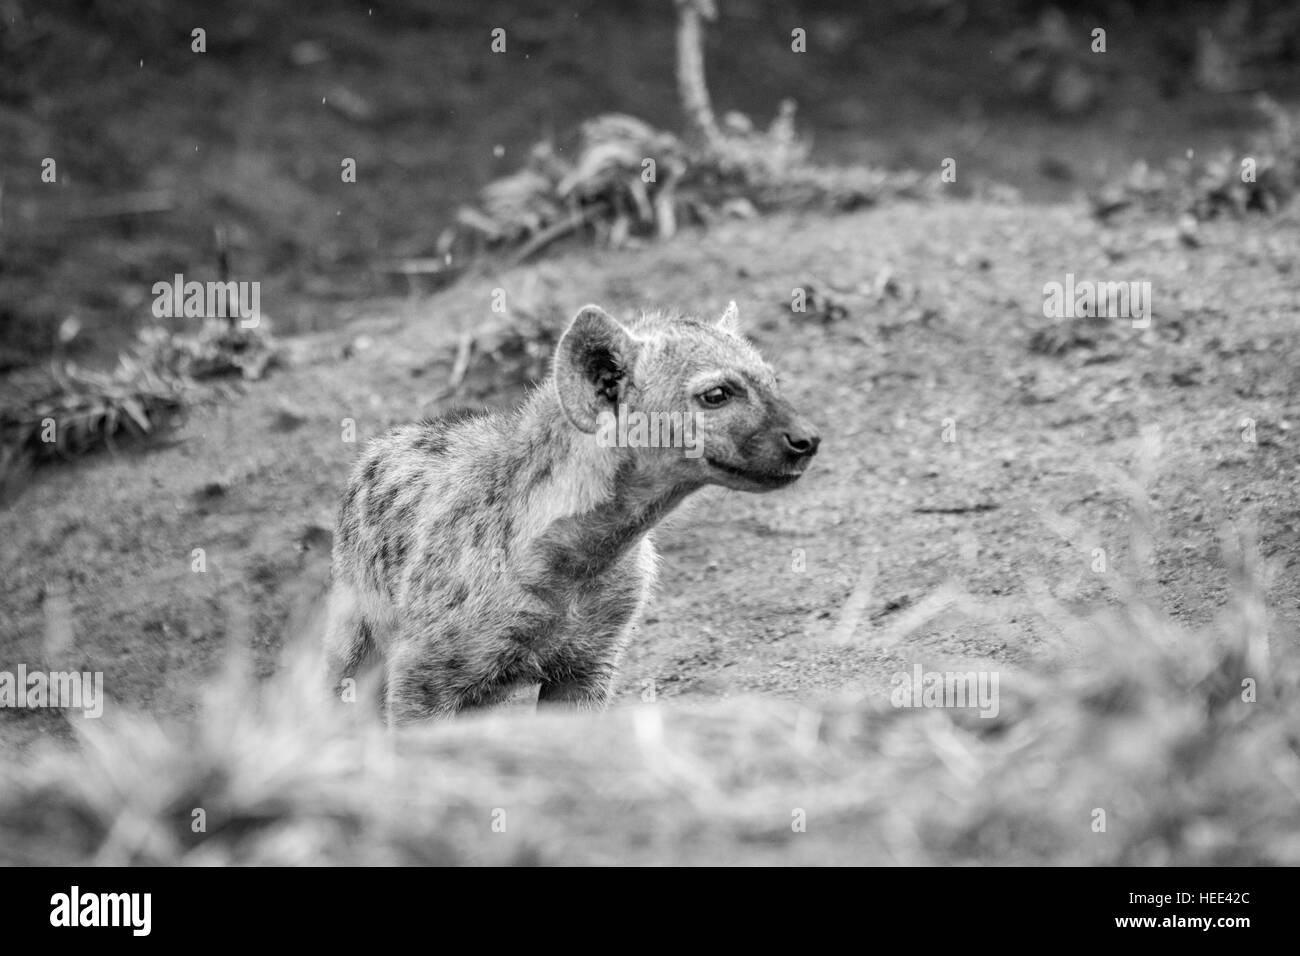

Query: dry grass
[445,109,929,266]
[1,518,1295,866]
[0,359,186,469]
[1093,96,1300,223]
[0,320,276,490]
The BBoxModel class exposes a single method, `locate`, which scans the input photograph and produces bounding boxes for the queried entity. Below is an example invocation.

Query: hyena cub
[326,302,820,723]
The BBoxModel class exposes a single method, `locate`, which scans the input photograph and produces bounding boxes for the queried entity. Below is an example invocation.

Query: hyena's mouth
[706,458,805,487]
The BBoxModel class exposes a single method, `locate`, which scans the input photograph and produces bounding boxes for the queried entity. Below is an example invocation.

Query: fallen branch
[377,257,464,286]
[376,258,460,275]
[912,503,1001,515]
[507,204,604,266]
[430,330,477,402]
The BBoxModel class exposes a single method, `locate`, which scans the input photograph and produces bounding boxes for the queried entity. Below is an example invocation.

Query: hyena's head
[553,303,820,492]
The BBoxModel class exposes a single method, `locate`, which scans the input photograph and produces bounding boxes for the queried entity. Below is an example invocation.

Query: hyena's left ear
[554,305,639,433]
[716,300,741,335]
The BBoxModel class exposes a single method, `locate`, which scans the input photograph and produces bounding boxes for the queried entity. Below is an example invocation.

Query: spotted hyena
[325,302,820,723]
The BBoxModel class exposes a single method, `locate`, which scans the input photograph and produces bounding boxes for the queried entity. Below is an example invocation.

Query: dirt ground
[3,190,1299,755]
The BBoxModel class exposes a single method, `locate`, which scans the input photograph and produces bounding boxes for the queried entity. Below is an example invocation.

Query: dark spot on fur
[391,529,411,573]
[393,495,419,532]
[479,457,512,509]
[365,552,384,592]
[416,539,451,583]
[503,610,558,647]
[415,678,443,705]
[446,583,469,609]
[471,513,494,547]
[337,521,356,553]
[522,578,563,611]
[413,427,448,456]
[367,483,399,524]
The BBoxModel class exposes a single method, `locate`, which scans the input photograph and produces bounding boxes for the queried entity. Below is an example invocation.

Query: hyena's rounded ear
[716,300,741,335]
[554,305,638,433]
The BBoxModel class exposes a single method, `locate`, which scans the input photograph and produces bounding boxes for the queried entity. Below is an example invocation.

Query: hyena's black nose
[782,426,820,458]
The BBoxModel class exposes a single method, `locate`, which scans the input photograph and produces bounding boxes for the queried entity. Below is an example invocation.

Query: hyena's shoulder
[380,406,499,464]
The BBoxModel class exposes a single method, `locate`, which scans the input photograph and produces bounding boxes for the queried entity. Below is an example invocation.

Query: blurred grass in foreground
[1,517,1295,866]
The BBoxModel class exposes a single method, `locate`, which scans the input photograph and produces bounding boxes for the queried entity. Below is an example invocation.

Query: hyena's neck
[507,386,698,579]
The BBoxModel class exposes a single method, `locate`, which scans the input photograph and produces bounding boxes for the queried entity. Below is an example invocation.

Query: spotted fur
[325,303,820,723]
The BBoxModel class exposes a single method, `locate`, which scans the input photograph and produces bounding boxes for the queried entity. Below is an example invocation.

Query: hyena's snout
[763,395,820,475]
[779,415,821,467]
[707,399,821,492]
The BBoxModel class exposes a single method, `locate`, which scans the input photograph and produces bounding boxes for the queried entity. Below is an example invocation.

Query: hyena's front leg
[383,638,461,726]
[538,546,653,711]
[537,666,618,711]
[384,618,518,723]
[537,626,631,711]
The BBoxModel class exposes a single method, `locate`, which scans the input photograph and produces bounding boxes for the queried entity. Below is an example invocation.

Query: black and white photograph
[0,0,1296,900]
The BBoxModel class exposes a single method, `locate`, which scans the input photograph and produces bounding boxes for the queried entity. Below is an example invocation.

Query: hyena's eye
[697,386,731,408]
